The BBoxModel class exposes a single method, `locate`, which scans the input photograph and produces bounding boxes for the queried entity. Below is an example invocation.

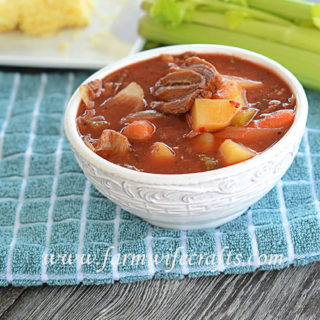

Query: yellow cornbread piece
[0,0,19,32]
[0,0,94,36]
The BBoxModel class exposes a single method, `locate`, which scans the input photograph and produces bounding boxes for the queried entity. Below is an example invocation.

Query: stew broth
[76,53,295,174]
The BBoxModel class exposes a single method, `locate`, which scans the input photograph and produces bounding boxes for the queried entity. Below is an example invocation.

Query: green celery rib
[190,10,320,55]
[247,0,312,22]
[139,15,320,91]
[312,4,320,28]
[193,0,293,26]
[141,0,293,26]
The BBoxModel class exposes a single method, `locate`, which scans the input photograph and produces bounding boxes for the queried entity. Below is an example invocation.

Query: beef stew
[76,52,295,174]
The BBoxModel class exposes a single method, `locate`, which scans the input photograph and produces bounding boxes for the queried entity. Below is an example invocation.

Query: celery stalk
[142,0,293,26]
[190,10,320,54]
[193,0,293,26]
[143,0,320,29]
[229,0,320,29]
[139,15,320,91]
[312,4,320,29]
[142,0,320,55]
[247,0,313,23]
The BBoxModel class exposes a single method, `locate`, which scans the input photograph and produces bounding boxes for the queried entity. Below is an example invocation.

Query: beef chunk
[79,79,103,109]
[152,70,205,101]
[181,57,221,91]
[95,129,131,155]
[151,57,221,114]
[151,89,213,115]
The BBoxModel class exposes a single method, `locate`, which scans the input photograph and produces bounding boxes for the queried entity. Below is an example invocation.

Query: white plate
[0,0,145,69]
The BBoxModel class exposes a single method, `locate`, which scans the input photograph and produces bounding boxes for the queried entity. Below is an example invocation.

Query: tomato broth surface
[76,52,295,174]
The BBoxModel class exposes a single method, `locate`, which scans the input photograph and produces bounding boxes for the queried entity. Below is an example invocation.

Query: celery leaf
[150,0,192,25]
[225,10,250,29]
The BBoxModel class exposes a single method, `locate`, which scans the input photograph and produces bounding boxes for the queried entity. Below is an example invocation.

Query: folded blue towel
[0,71,319,287]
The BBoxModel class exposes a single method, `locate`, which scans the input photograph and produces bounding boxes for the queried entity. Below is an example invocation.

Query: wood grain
[0,287,25,317]
[0,263,319,320]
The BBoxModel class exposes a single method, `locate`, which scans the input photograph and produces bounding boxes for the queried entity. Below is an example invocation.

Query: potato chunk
[219,139,255,165]
[191,133,215,153]
[191,98,241,132]
[150,142,175,161]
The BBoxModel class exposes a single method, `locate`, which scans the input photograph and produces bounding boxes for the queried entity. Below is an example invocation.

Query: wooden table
[0,262,319,319]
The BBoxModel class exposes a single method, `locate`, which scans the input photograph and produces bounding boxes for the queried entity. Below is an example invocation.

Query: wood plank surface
[0,287,25,317]
[0,262,319,320]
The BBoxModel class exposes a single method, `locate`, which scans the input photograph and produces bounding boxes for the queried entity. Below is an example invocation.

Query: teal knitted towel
[0,70,319,287]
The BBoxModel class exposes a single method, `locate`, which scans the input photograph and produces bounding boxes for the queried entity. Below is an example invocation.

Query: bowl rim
[64,44,308,185]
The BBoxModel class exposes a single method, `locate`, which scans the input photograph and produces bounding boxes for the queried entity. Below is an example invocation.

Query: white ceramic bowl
[64,44,308,230]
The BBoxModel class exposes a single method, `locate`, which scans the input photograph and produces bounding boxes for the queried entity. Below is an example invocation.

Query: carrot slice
[248,110,295,128]
[214,126,287,152]
[215,126,282,143]
[122,120,155,141]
